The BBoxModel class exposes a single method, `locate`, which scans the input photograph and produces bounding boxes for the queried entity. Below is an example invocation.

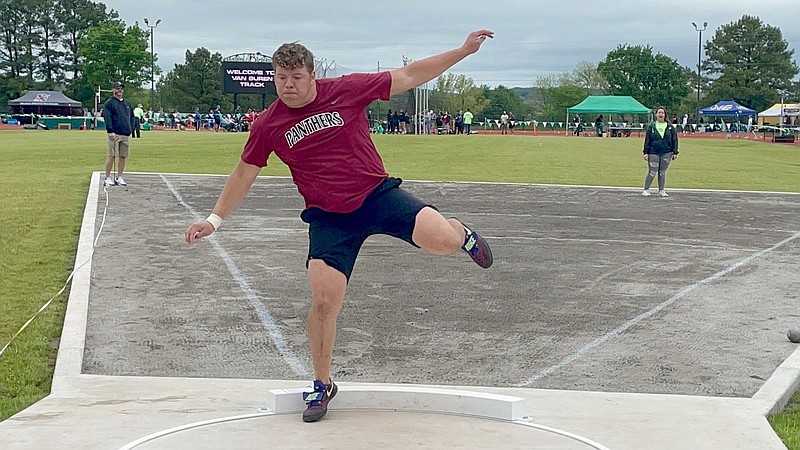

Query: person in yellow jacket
[463,109,473,134]
[132,103,144,138]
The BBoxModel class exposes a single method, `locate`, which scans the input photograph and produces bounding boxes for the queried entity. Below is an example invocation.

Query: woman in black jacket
[642,106,679,197]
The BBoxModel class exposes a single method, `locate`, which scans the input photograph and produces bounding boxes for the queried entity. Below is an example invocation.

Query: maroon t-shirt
[241,72,392,213]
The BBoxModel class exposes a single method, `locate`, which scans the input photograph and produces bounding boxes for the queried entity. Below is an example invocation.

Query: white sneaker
[659,190,669,197]
[641,190,651,197]
[104,177,115,186]
[115,176,127,186]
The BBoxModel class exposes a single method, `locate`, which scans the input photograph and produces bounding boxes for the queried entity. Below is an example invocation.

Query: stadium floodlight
[144,18,161,109]
[692,22,708,121]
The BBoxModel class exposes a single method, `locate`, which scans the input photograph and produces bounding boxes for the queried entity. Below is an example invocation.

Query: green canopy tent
[566,95,651,136]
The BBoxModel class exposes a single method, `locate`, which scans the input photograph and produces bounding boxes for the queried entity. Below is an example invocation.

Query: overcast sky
[103,0,799,88]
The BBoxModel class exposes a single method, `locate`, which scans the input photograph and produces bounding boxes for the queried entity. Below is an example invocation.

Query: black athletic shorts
[300,177,431,280]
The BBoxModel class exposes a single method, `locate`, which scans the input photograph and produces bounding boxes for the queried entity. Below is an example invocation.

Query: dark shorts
[300,177,430,280]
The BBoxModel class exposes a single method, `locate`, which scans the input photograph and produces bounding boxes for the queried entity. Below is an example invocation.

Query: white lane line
[512,419,612,450]
[160,174,309,378]
[518,229,800,386]
[117,412,274,450]
[490,235,760,251]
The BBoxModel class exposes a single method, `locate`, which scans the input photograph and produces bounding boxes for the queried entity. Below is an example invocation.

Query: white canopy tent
[757,103,800,126]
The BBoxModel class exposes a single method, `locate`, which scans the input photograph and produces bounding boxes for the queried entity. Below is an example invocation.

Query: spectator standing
[500,111,509,134]
[642,106,679,198]
[213,106,222,132]
[194,108,202,131]
[391,109,400,133]
[399,110,408,134]
[102,82,134,187]
[595,115,604,137]
[132,103,144,138]
[424,109,433,134]
[463,109,473,134]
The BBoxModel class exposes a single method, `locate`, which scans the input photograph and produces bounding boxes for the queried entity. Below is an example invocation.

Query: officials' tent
[698,100,756,116]
[566,96,651,134]
[8,90,84,116]
[757,103,800,126]
[567,95,651,115]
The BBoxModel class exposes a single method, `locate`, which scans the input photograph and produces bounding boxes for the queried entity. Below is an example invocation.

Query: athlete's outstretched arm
[185,159,261,245]
[389,29,493,96]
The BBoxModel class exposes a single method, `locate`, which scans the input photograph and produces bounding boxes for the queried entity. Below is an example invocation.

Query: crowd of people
[571,112,776,137]
[100,101,522,137]
[369,108,477,135]
[130,106,262,132]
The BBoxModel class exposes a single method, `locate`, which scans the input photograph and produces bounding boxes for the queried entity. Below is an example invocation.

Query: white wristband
[205,213,223,230]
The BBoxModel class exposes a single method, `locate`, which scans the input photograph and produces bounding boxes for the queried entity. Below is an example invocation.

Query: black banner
[222,61,276,95]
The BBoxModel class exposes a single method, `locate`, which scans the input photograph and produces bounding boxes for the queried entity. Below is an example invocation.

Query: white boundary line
[753,345,800,415]
[159,174,310,378]
[49,172,800,424]
[116,412,273,450]
[117,171,800,196]
[518,229,800,387]
[117,409,612,450]
[51,172,101,390]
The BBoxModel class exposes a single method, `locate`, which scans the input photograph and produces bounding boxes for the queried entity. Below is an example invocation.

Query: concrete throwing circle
[119,411,611,450]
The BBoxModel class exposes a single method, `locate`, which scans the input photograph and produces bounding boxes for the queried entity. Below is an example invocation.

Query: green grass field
[1,129,799,446]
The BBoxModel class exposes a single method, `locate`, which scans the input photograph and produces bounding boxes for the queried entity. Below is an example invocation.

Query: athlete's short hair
[272,43,315,73]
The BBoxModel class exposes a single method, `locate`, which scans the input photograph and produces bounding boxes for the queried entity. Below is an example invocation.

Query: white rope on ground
[0,178,111,359]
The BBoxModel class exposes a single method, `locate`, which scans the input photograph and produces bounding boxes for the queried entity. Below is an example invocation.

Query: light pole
[143,17,160,110]
[691,21,707,123]
[780,90,788,130]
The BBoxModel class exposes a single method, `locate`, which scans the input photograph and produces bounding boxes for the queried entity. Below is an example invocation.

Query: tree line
[523,15,798,122]
[1,6,797,123]
[1,0,131,108]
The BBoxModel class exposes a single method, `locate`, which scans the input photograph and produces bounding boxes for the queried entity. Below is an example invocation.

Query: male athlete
[185,29,494,422]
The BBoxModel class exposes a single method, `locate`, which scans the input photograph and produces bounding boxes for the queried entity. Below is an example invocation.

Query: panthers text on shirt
[285,112,344,148]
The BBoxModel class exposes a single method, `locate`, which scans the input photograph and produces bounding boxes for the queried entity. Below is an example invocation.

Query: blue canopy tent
[698,100,756,116]
[698,100,757,133]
